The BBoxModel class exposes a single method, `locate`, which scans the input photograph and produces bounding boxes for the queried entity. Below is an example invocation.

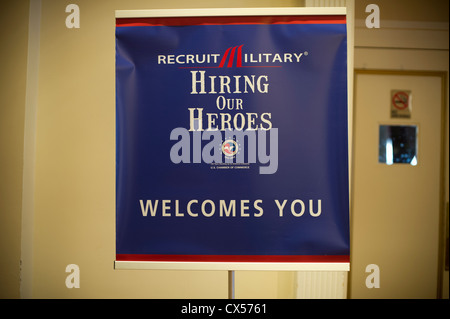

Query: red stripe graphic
[227,46,237,68]
[197,44,253,69]
[236,45,243,67]
[116,254,350,263]
[217,45,244,68]
[116,15,346,27]
[218,47,231,68]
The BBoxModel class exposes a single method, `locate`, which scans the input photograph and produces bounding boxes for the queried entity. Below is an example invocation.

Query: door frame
[350,69,448,298]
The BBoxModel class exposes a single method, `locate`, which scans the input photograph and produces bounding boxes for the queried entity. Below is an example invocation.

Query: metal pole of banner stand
[228,270,235,299]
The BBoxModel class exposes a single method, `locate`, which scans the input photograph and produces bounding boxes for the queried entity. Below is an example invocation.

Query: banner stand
[228,270,235,299]
[115,7,351,274]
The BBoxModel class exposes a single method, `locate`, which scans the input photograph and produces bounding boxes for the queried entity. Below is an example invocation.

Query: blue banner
[116,14,349,264]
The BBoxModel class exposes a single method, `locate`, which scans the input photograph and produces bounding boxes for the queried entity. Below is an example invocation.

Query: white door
[350,70,446,298]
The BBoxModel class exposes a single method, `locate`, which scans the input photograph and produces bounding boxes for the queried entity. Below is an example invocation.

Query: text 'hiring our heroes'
[161,46,308,175]
[165,47,307,175]
[158,46,307,133]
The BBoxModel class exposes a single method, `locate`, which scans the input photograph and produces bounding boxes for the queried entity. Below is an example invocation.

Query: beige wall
[354,0,449,22]
[0,0,29,299]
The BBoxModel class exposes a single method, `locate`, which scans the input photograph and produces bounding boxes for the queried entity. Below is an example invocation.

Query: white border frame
[115,261,350,271]
[114,7,350,271]
[115,7,347,18]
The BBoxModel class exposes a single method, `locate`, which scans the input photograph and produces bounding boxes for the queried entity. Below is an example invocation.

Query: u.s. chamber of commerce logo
[222,139,239,158]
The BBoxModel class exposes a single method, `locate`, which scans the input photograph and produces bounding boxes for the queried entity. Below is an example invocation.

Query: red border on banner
[116,15,346,27]
[116,254,350,263]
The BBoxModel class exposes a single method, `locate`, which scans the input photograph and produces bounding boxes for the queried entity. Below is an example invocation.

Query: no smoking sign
[391,90,412,118]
